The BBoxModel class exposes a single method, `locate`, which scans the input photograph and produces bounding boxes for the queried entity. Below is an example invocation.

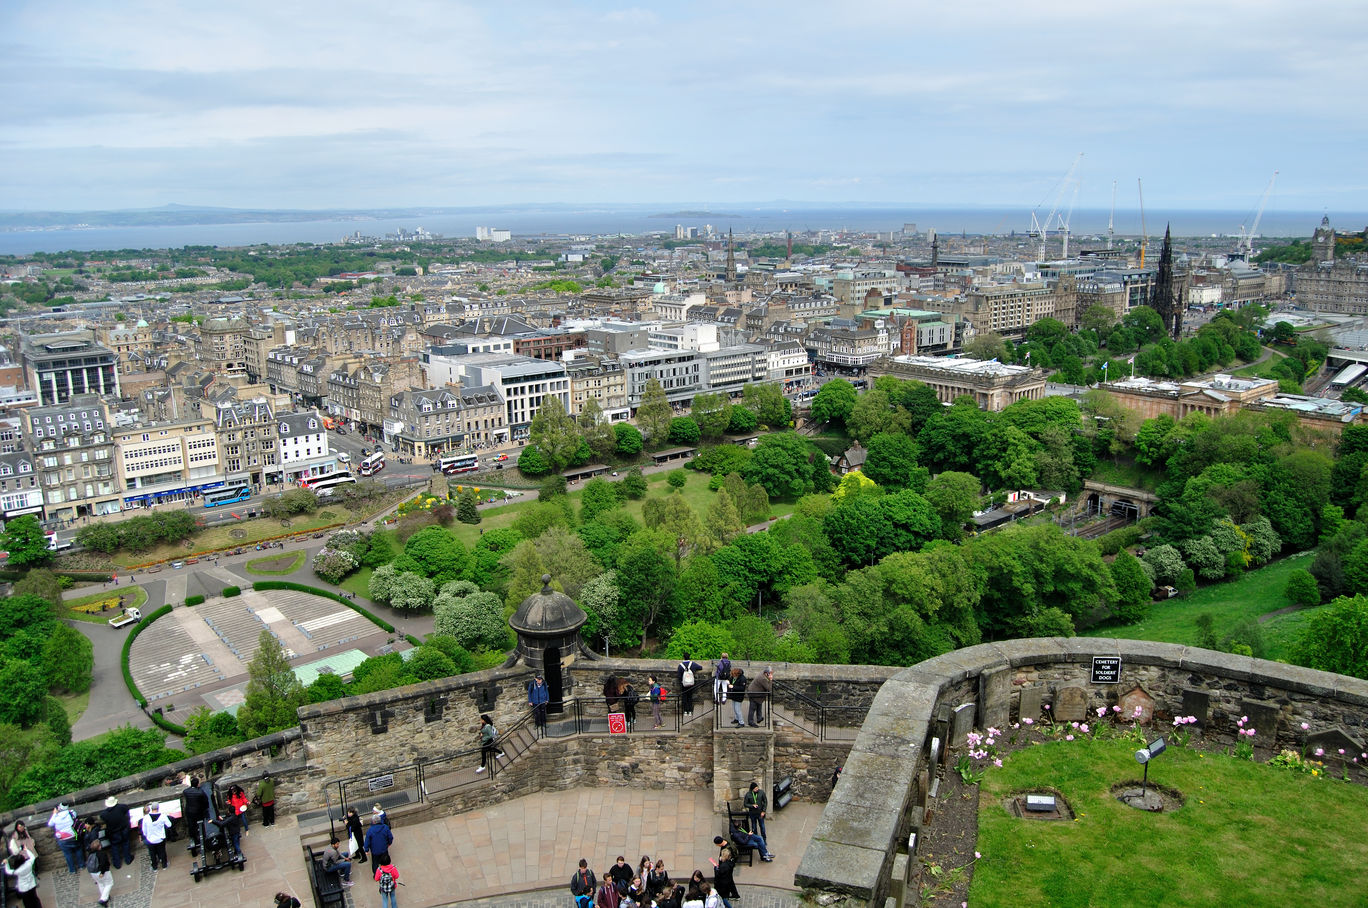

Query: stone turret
[505,574,594,673]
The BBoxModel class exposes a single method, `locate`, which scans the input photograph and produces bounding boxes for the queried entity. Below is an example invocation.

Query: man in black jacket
[570,858,597,898]
[607,855,633,894]
[182,776,210,847]
[676,653,702,716]
[100,796,133,869]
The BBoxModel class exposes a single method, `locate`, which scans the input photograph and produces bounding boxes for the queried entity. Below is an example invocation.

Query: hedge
[185,594,205,607]
[121,604,172,709]
[223,586,241,598]
[251,581,395,633]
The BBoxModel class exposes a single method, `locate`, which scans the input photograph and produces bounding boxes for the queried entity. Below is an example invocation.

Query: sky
[3,0,1367,214]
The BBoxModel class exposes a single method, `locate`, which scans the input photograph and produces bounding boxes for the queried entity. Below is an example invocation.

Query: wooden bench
[307,846,345,908]
[725,802,755,867]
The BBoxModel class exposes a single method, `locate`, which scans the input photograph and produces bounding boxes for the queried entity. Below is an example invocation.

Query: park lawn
[62,585,148,624]
[1262,605,1324,663]
[339,565,374,600]
[1086,457,1163,492]
[971,736,1368,908]
[1232,347,1288,379]
[245,551,307,575]
[1084,553,1311,646]
[57,688,90,727]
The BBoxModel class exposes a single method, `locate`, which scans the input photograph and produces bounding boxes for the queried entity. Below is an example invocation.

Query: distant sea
[0,206,1362,256]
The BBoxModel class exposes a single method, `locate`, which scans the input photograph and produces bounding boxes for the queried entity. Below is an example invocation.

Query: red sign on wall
[608,713,627,735]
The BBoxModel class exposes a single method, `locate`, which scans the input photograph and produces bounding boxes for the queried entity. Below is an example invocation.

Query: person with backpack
[475,714,503,774]
[85,838,112,907]
[274,892,301,908]
[46,804,81,873]
[621,680,640,730]
[648,676,665,729]
[713,654,732,706]
[570,858,597,902]
[728,669,747,727]
[676,654,701,716]
[374,860,400,908]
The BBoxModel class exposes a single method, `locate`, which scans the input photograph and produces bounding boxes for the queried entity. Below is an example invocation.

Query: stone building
[24,394,121,520]
[868,354,1047,411]
[20,332,120,406]
[386,385,506,456]
[1295,216,1368,315]
[112,415,224,508]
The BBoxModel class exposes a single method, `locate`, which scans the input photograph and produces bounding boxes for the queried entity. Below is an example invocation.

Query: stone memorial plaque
[1306,727,1364,761]
[979,667,1011,731]
[1018,686,1043,724]
[1239,700,1279,739]
[1054,686,1088,722]
[1180,689,1209,727]
[1118,685,1155,725]
[1090,656,1122,684]
[951,702,976,746]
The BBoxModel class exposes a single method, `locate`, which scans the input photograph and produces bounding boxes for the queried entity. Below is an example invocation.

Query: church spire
[725,228,737,284]
[1152,224,1182,341]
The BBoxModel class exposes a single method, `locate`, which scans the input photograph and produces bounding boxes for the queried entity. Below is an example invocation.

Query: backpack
[86,852,100,874]
[681,663,695,686]
[379,870,396,893]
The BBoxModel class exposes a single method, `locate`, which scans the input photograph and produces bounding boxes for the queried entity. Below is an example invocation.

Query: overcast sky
[3,0,1366,213]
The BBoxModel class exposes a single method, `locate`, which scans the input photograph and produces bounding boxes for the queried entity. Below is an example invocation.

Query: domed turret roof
[510,574,587,636]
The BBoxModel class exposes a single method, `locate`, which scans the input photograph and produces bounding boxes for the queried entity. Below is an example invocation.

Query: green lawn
[1262,605,1323,663]
[62,585,148,624]
[1232,346,1288,379]
[245,551,307,575]
[971,736,1368,907]
[1084,553,1311,646]
[1086,458,1163,492]
[339,565,373,600]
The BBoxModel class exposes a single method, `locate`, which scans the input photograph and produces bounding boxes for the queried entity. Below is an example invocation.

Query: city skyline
[4,0,1367,213]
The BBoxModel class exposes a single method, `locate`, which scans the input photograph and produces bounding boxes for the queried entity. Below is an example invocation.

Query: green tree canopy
[528,394,581,471]
[810,379,857,425]
[635,378,673,443]
[1,517,51,569]
[236,630,306,738]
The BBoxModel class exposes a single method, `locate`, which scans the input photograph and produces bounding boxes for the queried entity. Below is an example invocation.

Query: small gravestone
[979,667,1011,731]
[915,769,928,809]
[1181,689,1210,727]
[1018,686,1043,724]
[1118,685,1155,725]
[1054,686,1088,723]
[951,702,976,746]
[1239,700,1279,740]
[1306,727,1364,761]
[928,736,943,768]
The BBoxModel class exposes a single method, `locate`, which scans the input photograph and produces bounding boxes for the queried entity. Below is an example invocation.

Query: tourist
[211,808,242,858]
[256,773,277,827]
[182,776,210,847]
[658,884,685,908]
[621,679,640,730]
[701,881,720,908]
[609,855,634,894]
[4,848,40,908]
[648,676,665,729]
[570,858,597,899]
[86,838,113,907]
[628,876,647,903]
[710,841,740,908]
[648,859,670,893]
[345,808,367,863]
[364,811,393,866]
[713,654,731,708]
[46,803,81,873]
[729,669,747,727]
[596,877,621,908]
[139,804,172,870]
[727,821,774,862]
[746,669,772,727]
[676,653,701,716]
[636,855,653,881]
[374,859,401,908]
[475,713,503,773]
[686,869,706,902]
[322,836,354,886]
[100,796,133,869]
[744,781,768,841]
[274,891,301,908]
[7,821,35,860]
[227,785,251,833]
[528,675,550,730]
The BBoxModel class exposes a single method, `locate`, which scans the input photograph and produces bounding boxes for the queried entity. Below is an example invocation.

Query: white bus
[359,452,386,477]
[300,469,356,494]
[439,454,479,475]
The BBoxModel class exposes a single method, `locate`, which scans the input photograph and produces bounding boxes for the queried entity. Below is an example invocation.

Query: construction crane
[1028,153,1084,261]
[1107,180,1117,250]
[1237,171,1279,260]
[1060,181,1081,257]
[1138,178,1148,269]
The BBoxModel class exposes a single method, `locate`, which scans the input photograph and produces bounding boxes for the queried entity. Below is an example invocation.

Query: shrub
[185,594,206,607]
[222,585,241,598]
[667,469,687,489]
[1096,524,1145,557]
[312,548,359,584]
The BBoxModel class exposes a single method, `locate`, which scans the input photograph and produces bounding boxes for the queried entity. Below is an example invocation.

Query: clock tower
[1312,216,1335,264]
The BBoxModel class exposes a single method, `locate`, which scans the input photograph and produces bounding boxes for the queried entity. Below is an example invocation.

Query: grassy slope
[972,737,1368,907]
[245,551,307,575]
[1084,553,1313,647]
[62,585,148,624]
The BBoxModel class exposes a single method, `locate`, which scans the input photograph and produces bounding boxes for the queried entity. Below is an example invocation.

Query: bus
[203,485,251,508]
[300,469,356,493]
[439,454,479,475]
[359,452,386,477]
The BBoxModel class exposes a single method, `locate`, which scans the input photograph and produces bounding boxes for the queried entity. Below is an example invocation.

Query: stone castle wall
[796,639,1368,907]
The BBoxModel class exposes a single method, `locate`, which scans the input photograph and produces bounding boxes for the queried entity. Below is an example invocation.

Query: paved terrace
[39,789,814,908]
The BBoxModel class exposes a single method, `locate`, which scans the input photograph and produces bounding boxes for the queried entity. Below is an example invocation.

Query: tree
[1285,569,1321,608]
[621,467,647,499]
[312,549,359,584]
[667,417,701,446]
[13,569,62,608]
[833,470,879,501]
[403,646,458,682]
[614,530,677,646]
[432,581,509,652]
[810,380,857,425]
[457,490,481,525]
[528,394,581,471]
[690,392,732,439]
[614,422,644,457]
[368,563,402,603]
[43,623,92,694]
[846,390,911,444]
[1143,545,1186,586]
[579,571,623,650]
[578,398,618,462]
[75,523,121,555]
[862,432,923,490]
[1293,595,1368,680]
[743,433,827,500]
[0,662,46,727]
[924,471,981,541]
[1081,303,1116,337]
[517,444,551,476]
[580,478,621,523]
[386,571,436,611]
[743,383,792,429]
[182,707,244,753]
[636,378,673,443]
[965,331,1007,362]
[236,630,306,738]
[1,516,50,569]
[664,621,738,660]
[704,491,746,550]
[667,469,688,489]
[726,406,758,434]
[402,527,468,585]
[1109,551,1152,623]
[530,526,602,600]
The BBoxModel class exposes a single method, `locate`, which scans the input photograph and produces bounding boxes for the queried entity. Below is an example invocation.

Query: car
[495,453,509,462]
[336,453,352,464]
[171,560,185,570]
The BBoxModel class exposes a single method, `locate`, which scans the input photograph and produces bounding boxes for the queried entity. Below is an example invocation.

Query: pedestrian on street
[648,675,664,729]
